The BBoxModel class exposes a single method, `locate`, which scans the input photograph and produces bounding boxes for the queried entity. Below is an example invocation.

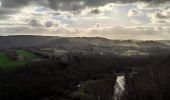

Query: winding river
[113,75,126,100]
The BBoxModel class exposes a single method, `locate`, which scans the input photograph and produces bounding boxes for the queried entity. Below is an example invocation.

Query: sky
[0,0,170,40]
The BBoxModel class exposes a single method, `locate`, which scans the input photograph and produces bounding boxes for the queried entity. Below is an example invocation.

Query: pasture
[0,50,40,71]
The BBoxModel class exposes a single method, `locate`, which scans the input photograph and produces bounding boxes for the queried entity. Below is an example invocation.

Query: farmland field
[0,50,41,71]
[16,50,40,60]
[0,52,26,71]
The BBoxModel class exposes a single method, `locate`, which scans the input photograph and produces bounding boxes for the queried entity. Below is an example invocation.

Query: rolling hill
[0,35,169,49]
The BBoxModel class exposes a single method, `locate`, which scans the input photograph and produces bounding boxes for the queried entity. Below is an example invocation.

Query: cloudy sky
[0,0,170,40]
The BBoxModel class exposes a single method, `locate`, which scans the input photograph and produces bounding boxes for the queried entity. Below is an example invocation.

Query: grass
[0,50,40,71]
[16,50,40,61]
[0,52,26,71]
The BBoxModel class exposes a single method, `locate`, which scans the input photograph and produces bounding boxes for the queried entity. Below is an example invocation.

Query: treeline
[69,54,170,100]
[122,55,170,100]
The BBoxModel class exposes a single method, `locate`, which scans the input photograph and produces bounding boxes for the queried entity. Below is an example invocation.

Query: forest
[0,49,170,100]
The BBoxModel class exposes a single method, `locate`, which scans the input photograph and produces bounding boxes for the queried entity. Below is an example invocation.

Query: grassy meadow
[0,50,40,71]
[16,50,40,60]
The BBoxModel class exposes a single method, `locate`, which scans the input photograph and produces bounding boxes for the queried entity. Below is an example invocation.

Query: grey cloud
[42,0,170,11]
[128,9,141,17]
[47,0,85,11]
[0,7,19,19]
[90,9,101,14]
[45,21,59,28]
[29,19,43,27]
[0,7,17,14]
[45,21,53,28]
[150,9,170,24]
[155,12,169,19]
[1,0,32,8]
[95,23,101,27]
[0,26,50,35]
[158,20,168,23]
[87,26,170,40]
[0,25,81,36]
[1,0,170,11]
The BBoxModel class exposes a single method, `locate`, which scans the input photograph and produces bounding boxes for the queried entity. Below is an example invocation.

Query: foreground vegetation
[0,51,170,100]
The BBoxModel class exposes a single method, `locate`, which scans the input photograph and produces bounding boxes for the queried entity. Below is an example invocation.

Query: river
[113,75,126,100]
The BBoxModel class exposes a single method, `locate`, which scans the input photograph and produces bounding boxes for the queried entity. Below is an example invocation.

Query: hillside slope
[0,36,169,49]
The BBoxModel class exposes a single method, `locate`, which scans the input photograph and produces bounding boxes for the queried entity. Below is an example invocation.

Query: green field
[0,52,26,71]
[16,50,40,60]
[0,50,40,71]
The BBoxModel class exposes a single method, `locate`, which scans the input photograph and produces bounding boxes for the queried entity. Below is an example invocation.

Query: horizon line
[0,35,169,41]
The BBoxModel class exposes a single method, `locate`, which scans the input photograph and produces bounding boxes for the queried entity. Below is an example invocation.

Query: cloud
[0,26,45,35]
[44,20,60,31]
[27,17,61,31]
[131,19,142,25]
[155,12,168,19]
[128,9,142,17]
[0,7,19,19]
[1,0,170,11]
[45,21,53,28]
[45,0,170,11]
[29,19,43,27]
[0,0,169,40]
[90,8,101,14]
[1,0,32,8]
[86,26,170,40]
[149,8,170,24]
[0,25,84,37]
[95,23,101,27]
